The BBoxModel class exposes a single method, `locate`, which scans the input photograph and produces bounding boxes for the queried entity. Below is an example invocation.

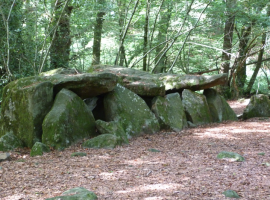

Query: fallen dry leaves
[1,99,270,200]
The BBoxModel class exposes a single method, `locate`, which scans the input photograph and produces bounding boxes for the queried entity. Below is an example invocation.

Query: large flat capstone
[93,65,228,96]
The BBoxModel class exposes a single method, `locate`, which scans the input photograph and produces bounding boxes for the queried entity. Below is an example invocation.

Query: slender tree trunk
[117,0,127,66]
[0,0,22,80]
[50,0,73,69]
[245,5,270,94]
[245,33,266,94]
[152,2,172,73]
[115,0,139,66]
[143,0,150,71]
[92,0,105,66]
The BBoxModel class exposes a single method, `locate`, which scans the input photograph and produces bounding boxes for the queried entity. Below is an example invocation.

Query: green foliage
[0,0,268,98]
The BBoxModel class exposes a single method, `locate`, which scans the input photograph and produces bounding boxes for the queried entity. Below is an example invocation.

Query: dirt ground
[1,99,270,200]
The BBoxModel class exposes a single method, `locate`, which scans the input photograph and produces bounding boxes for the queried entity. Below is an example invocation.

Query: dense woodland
[0,0,270,99]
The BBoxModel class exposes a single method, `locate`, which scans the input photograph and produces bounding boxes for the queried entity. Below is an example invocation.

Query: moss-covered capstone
[0,76,54,147]
[41,70,118,99]
[104,84,160,138]
[93,65,228,96]
[0,133,23,151]
[45,187,97,200]
[151,93,187,131]
[42,89,96,150]
[243,94,270,119]
[182,89,212,125]
[83,134,120,149]
[204,88,237,122]
[95,120,129,144]
[30,142,50,157]
[92,65,165,96]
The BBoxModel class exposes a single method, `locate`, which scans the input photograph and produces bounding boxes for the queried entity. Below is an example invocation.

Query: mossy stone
[104,84,160,138]
[204,88,237,122]
[182,89,212,125]
[30,142,50,157]
[45,187,97,200]
[42,89,96,150]
[243,94,270,119]
[0,76,54,147]
[83,134,120,149]
[217,151,244,162]
[151,93,187,131]
[95,120,128,144]
[0,133,23,151]
[71,152,87,157]
[223,190,240,198]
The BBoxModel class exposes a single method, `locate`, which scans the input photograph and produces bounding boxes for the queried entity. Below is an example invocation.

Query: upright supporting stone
[104,84,160,138]
[0,77,54,147]
[204,88,237,122]
[42,89,96,150]
[182,89,212,125]
[151,93,187,131]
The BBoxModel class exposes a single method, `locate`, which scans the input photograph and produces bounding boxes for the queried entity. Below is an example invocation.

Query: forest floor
[1,99,270,200]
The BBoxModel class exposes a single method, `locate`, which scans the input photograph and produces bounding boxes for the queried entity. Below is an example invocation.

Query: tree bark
[152,2,172,73]
[115,0,139,66]
[50,0,73,69]
[143,0,150,71]
[220,0,236,96]
[92,0,105,66]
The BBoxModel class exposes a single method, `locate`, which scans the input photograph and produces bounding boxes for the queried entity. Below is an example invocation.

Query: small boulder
[83,134,120,149]
[0,152,10,161]
[0,133,23,151]
[204,88,237,122]
[30,142,50,157]
[223,190,240,198]
[42,89,96,150]
[243,94,270,119]
[151,93,187,131]
[71,152,87,157]
[45,187,97,200]
[104,84,160,138]
[217,151,244,162]
[95,120,128,144]
[182,89,212,125]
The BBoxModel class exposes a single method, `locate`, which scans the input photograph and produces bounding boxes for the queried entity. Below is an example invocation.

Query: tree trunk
[50,0,73,69]
[245,33,266,94]
[220,0,236,96]
[115,0,139,66]
[117,0,127,67]
[143,0,150,71]
[0,0,23,79]
[92,0,105,66]
[152,2,172,74]
[230,23,252,98]
[245,5,270,94]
